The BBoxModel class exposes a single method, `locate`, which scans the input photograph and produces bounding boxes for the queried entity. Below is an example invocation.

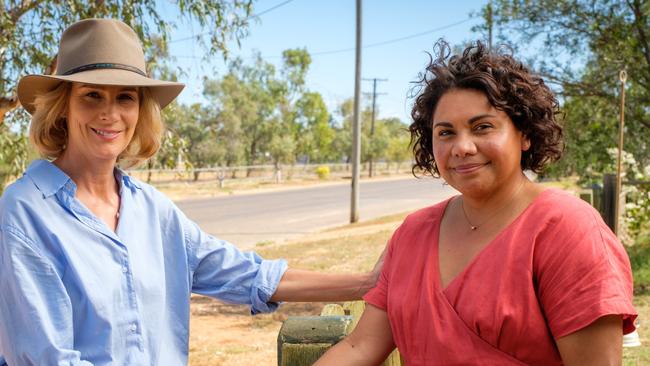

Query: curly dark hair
[409,40,564,177]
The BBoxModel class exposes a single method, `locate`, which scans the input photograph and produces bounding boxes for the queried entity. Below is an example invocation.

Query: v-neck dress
[364,189,636,365]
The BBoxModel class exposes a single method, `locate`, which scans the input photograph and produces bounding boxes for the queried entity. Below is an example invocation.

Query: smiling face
[432,88,530,198]
[63,83,140,164]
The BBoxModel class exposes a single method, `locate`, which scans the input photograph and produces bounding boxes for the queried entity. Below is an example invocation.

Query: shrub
[315,166,330,180]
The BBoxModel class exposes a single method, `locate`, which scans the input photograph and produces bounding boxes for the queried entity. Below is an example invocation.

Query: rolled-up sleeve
[182,212,287,314]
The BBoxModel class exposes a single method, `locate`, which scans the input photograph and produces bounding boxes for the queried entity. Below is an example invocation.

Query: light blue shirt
[0,160,288,365]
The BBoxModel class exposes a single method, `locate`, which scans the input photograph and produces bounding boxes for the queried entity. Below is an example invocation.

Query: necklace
[460,180,527,231]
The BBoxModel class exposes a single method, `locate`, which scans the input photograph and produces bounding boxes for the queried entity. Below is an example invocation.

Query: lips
[90,127,121,140]
[452,162,488,174]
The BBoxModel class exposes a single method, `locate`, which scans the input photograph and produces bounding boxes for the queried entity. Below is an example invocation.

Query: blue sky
[165,0,489,123]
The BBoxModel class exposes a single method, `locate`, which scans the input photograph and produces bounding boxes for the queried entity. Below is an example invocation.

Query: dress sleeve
[0,225,94,365]
[533,204,637,339]
[180,212,288,314]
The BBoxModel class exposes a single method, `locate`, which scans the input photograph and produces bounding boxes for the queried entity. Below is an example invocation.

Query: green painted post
[277,301,404,365]
[277,316,353,366]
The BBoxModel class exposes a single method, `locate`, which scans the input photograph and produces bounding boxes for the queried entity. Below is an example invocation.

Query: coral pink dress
[364,189,636,365]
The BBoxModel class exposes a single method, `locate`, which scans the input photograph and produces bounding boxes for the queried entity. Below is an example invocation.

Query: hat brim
[18,69,185,114]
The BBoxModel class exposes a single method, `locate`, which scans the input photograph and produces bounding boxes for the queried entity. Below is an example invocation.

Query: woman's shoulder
[0,174,47,225]
[525,188,617,252]
[528,188,602,223]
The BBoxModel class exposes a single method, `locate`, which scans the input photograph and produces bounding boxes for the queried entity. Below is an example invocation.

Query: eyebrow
[432,113,497,128]
[78,84,138,92]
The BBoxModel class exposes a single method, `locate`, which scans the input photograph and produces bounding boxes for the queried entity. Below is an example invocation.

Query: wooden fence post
[603,174,617,233]
[277,301,403,365]
[277,308,353,366]
[591,183,603,214]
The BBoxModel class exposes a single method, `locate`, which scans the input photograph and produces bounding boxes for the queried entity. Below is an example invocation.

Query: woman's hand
[270,241,388,302]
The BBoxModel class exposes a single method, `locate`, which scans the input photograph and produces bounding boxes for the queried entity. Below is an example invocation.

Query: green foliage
[0,109,31,194]
[480,0,650,178]
[295,92,334,162]
[200,49,340,168]
[184,52,412,171]
[626,240,650,292]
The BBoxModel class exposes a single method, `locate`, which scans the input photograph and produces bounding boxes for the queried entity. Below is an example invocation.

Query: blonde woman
[0,19,379,365]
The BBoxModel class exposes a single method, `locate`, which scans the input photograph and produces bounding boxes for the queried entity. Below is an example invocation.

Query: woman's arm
[270,269,374,302]
[315,304,395,365]
[555,315,623,366]
[270,244,387,302]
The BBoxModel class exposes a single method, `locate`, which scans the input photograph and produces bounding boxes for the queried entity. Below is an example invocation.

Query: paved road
[175,177,457,249]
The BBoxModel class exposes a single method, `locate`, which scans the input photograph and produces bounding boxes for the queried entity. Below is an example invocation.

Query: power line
[169,0,296,44]
[172,15,478,59]
[311,16,477,56]
[254,0,295,17]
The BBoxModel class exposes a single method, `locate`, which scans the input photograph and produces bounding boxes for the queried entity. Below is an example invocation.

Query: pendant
[470,226,477,231]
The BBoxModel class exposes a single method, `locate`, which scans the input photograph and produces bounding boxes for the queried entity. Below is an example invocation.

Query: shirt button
[130,323,137,333]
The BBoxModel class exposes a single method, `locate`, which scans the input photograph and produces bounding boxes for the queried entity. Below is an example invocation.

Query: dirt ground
[189,297,331,366]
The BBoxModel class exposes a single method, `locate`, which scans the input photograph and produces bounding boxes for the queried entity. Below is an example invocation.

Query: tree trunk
[0,95,19,124]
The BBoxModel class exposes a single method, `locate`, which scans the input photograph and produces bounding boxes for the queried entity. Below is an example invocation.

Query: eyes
[83,90,138,103]
[435,122,493,137]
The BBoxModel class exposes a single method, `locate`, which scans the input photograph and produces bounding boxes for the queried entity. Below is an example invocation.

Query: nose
[451,132,477,158]
[100,99,120,122]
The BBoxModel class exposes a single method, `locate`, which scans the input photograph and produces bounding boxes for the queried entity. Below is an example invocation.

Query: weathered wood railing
[277,301,402,365]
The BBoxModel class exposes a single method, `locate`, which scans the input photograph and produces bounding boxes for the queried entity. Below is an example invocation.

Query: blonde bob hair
[29,82,163,168]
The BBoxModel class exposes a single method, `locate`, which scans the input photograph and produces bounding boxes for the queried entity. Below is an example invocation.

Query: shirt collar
[114,166,141,192]
[25,159,73,198]
[25,159,141,198]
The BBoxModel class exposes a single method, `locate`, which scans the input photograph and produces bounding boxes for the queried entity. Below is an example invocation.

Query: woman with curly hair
[316,41,637,365]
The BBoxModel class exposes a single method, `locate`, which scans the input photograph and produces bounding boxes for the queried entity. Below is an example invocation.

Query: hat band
[62,63,147,77]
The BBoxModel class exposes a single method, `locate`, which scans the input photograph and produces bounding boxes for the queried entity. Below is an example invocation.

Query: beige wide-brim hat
[17,18,184,114]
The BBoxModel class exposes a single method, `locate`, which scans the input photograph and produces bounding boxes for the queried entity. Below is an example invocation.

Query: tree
[202,48,326,170]
[204,55,278,171]
[478,0,650,178]
[379,117,411,169]
[294,92,334,163]
[161,103,224,181]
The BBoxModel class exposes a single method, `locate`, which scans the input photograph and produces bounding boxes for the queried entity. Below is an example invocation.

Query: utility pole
[615,69,627,237]
[350,0,362,223]
[362,77,387,178]
[486,0,493,49]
